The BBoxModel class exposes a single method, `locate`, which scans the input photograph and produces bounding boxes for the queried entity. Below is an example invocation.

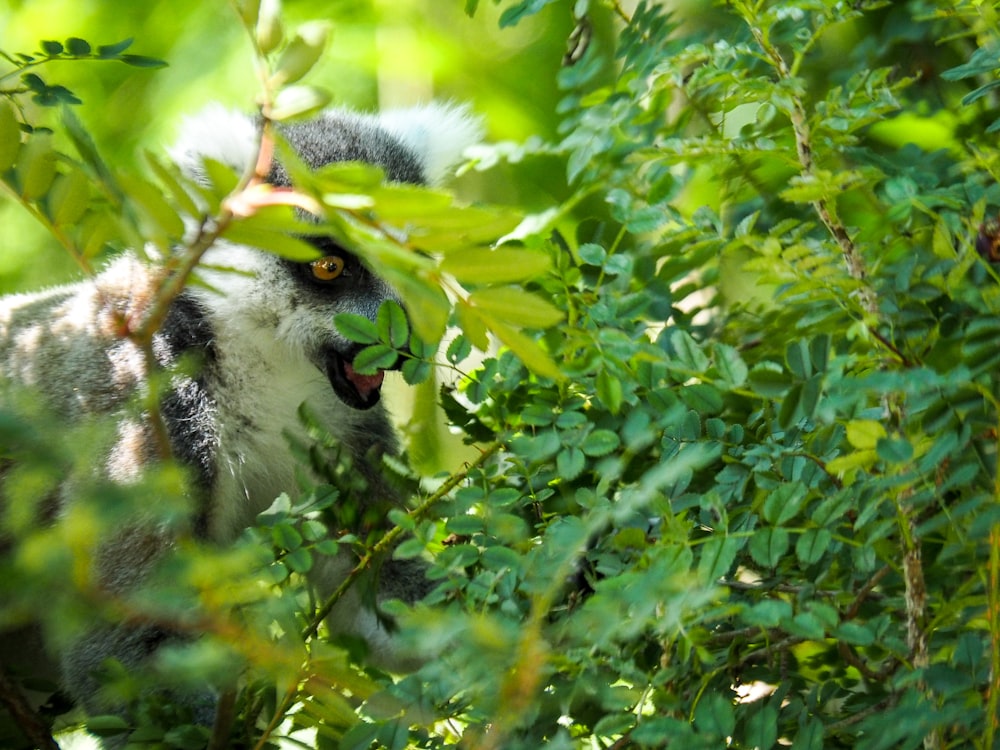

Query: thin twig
[301,442,503,641]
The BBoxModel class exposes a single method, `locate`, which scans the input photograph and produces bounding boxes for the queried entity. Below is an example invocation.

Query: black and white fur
[0,103,481,738]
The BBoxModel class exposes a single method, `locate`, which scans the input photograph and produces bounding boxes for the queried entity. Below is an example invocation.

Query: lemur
[0,102,481,741]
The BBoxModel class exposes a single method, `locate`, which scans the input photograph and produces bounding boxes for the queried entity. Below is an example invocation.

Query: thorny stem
[743,21,878,318]
[987,402,1000,750]
[739,9,937,745]
[124,115,276,461]
[301,442,503,641]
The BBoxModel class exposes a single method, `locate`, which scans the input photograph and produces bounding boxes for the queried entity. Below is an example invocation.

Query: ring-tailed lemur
[0,102,481,739]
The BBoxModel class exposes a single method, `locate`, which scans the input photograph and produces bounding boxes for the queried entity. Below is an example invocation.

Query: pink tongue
[344,362,385,400]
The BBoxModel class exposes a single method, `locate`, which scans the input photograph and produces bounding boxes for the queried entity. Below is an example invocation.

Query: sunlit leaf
[467,286,564,329]
[439,247,551,284]
[0,101,22,172]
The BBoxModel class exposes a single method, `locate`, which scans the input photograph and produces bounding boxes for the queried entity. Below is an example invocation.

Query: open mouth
[322,348,389,410]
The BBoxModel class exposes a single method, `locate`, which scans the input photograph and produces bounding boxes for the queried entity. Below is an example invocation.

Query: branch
[742,20,878,318]
[0,663,60,750]
[301,442,503,641]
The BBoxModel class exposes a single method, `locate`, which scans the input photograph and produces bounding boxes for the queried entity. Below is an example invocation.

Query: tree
[1,0,999,748]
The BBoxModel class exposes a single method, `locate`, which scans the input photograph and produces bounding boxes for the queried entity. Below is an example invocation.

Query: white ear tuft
[377,103,484,186]
[169,104,260,183]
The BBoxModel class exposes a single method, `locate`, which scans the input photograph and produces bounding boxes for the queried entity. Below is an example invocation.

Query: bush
[2,1,999,748]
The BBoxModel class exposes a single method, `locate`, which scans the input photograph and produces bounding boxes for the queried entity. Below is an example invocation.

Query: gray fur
[0,104,482,743]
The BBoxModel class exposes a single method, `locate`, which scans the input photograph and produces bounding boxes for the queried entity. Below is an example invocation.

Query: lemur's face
[171,104,482,412]
[285,243,401,410]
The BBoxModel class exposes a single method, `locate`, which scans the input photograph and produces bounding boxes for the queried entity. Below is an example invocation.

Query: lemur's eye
[311,255,345,282]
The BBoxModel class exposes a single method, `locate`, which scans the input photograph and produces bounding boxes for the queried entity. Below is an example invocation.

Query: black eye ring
[310,255,346,282]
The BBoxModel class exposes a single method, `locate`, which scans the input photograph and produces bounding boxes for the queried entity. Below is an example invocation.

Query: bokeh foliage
[2,0,1000,749]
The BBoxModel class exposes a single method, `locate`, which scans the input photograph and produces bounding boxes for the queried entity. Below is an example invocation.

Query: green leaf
[941,45,1000,80]
[762,482,807,525]
[499,0,559,28]
[65,37,91,56]
[120,173,185,239]
[693,693,735,739]
[713,343,748,387]
[334,313,379,344]
[581,429,621,457]
[352,344,398,374]
[402,358,431,385]
[97,38,133,58]
[749,527,789,568]
[0,101,22,172]
[271,85,331,121]
[63,106,120,200]
[376,300,409,350]
[468,287,564,329]
[745,705,779,750]
[119,54,168,69]
[785,339,811,379]
[200,157,241,197]
[557,446,586,480]
[876,437,913,463]
[698,533,739,583]
[796,528,832,566]
[222,221,320,261]
[47,167,90,226]
[383,268,450,344]
[845,420,887,451]
[748,362,791,397]
[670,329,709,372]
[40,40,64,56]
[255,0,283,53]
[270,21,331,87]
[272,522,302,550]
[439,247,551,284]
[447,334,472,364]
[456,300,490,351]
[793,717,824,750]
[285,546,313,573]
[144,151,201,218]
[596,369,623,414]
[487,317,562,379]
[16,133,56,200]
[836,621,875,646]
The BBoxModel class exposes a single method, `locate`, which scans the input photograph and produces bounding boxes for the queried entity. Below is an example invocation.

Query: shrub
[2,1,999,748]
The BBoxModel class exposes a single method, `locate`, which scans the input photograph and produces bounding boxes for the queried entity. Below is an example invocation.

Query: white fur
[377,103,484,185]
[172,102,483,188]
[169,104,259,181]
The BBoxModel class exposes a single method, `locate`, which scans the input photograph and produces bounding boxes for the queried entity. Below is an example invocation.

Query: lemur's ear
[169,102,483,187]
[377,103,484,185]
[169,104,259,184]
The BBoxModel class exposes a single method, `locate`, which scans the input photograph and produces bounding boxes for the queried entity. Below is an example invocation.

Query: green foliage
[0,37,165,111]
[3,0,1000,749]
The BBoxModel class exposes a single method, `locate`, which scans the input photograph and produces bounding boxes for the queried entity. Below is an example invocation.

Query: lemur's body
[0,103,480,740]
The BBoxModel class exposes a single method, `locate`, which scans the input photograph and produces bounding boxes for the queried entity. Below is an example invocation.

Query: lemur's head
[169,104,481,410]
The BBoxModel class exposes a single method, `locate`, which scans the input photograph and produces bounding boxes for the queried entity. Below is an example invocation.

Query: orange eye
[311,255,345,281]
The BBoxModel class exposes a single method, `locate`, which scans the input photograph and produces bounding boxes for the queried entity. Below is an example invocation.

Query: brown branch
[0,663,60,750]
[845,565,891,620]
[208,687,237,750]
